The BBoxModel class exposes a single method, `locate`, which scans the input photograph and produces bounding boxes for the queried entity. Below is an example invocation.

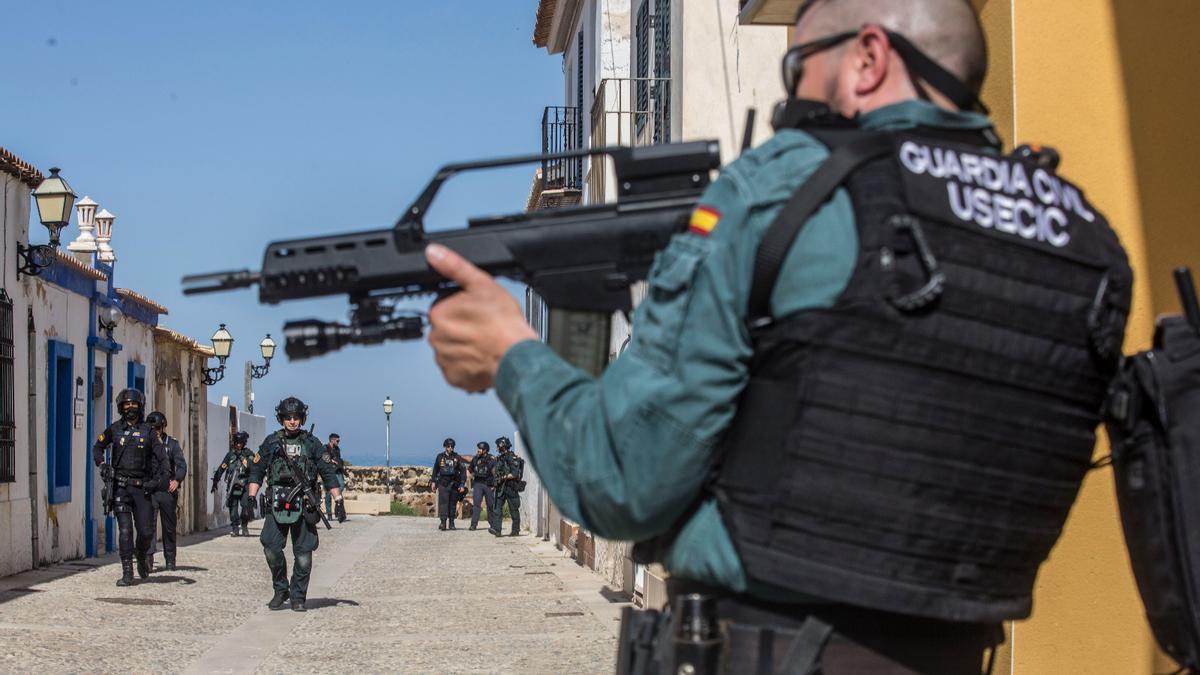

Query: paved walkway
[0,517,626,674]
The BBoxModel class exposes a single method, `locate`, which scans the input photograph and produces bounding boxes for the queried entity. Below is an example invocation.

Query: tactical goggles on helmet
[781,26,987,114]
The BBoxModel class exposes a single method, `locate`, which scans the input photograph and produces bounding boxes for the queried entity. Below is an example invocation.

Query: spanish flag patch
[688,206,721,237]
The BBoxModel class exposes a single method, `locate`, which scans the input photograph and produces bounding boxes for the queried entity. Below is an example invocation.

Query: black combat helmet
[476,441,489,452]
[146,411,167,429]
[495,436,512,452]
[275,396,308,425]
[443,438,456,449]
[233,431,250,445]
[116,388,145,422]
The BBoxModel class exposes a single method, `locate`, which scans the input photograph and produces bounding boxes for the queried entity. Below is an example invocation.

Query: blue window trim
[127,361,146,394]
[47,339,74,504]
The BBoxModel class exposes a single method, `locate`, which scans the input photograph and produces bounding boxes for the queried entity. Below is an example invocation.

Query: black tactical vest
[111,421,155,477]
[711,130,1131,623]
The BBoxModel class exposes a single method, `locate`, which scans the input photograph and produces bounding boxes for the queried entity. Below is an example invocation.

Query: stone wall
[345,465,436,517]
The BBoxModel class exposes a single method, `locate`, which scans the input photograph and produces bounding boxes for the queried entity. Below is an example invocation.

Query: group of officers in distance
[93,392,347,612]
[431,436,525,535]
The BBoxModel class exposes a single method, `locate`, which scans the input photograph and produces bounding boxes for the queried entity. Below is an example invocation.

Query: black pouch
[616,606,671,675]
[1104,270,1200,672]
[303,504,321,526]
[514,479,528,492]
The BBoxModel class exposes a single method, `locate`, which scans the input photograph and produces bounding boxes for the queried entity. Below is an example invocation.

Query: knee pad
[263,546,285,566]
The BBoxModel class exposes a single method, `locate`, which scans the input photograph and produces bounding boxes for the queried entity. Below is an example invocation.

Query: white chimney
[95,208,116,264]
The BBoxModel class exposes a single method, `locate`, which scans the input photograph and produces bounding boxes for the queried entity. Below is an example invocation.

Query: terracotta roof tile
[533,0,557,47]
[153,325,216,357]
[0,147,44,189]
[52,249,107,281]
[115,287,169,315]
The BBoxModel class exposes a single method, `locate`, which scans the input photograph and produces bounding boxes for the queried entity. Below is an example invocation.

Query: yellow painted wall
[973,0,1200,672]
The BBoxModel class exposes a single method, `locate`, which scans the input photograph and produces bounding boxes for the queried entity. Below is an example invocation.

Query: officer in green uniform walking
[424,0,1131,671]
[489,437,523,537]
[247,397,342,612]
[211,431,255,537]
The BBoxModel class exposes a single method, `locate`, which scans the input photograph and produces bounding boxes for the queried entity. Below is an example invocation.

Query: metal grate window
[0,290,12,483]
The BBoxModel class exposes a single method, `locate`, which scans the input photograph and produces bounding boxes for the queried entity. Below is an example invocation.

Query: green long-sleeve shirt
[495,101,995,599]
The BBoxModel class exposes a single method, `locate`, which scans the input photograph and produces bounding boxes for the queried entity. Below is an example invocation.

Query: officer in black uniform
[422,0,1133,671]
[247,397,341,612]
[146,411,187,571]
[92,388,170,586]
[490,437,523,537]
[211,431,255,536]
[432,438,465,531]
[467,441,495,531]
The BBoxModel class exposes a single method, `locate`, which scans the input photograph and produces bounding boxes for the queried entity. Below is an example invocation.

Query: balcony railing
[541,106,583,192]
[588,77,671,204]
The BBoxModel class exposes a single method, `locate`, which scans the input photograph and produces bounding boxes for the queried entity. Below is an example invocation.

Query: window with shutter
[653,0,671,143]
[635,1,650,136]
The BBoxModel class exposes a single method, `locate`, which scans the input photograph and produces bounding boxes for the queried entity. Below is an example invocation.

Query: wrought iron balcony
[528,106,584,212]
[588,77,672,204]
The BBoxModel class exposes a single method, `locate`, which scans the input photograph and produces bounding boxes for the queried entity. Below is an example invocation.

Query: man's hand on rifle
[425,244,538,392]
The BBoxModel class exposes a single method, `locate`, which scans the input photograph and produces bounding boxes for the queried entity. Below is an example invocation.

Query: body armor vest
[436,454,459,480]
[112,422,154,477]
[265,434,316,523]
[471,456,494,484]
[711,130,1130,623]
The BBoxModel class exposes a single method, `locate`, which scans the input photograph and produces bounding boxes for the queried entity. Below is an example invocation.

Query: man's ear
[851,26,892,97]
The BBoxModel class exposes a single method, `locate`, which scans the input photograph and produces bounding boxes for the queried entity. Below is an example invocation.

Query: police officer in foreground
[247,397,341,612]
[424,0,1131,671]
[467,441,495,531]
[322,433,347,523]
[432,438,465,531]
[92,389,170,586]
[489,437,523,537]
[211,431,255,537]
[146,411,187,571]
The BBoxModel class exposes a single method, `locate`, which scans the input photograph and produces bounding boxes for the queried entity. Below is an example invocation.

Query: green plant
[389,501,420,516]
[478,503,512,520]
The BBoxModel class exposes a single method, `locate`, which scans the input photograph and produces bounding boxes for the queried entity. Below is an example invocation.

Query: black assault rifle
[181,141,721,360]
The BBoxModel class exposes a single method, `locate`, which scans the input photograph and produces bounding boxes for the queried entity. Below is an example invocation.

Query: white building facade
[524,0,788,604]
[0,146,215,577]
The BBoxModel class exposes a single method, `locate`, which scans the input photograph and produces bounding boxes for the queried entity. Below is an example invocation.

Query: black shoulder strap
[748,132,894,324]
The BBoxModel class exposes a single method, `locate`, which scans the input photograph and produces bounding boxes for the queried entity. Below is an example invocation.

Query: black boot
[448,520,456,530]
[116,560,134,587]
[165,555,177,572]
[268,590,290,610]
[241,522,250,536]
[291,599,306,612]
[488,527,502,537]
[230,524,240,537]
[438,519,446,531]
[135,552,150,579]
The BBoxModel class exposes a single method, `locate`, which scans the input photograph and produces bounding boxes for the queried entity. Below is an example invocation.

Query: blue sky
[1,2,563,466]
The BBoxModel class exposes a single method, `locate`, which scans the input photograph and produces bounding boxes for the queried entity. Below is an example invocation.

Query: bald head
[797,0,987,94]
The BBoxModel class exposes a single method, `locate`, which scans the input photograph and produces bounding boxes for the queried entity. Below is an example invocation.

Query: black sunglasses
[281,414,303,421]
[781,31,857,96]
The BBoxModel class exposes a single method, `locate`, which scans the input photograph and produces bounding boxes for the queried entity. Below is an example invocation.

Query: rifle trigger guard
[883,214,944,312]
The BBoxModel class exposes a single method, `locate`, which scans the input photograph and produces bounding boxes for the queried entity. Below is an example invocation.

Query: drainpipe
[27,308,38,568]
[84,288,97,557]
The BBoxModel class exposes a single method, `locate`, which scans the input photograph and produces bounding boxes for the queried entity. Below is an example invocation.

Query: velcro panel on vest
[714,141,1129,623]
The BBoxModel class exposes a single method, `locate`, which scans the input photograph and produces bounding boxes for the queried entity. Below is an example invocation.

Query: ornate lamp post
[202,324,234,385]
[383,396,394,475]
[20,167,77,278]
[250,334,276,379]
[97,304,121,339]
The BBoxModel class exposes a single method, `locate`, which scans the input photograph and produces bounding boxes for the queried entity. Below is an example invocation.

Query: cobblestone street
[0,516,624,674]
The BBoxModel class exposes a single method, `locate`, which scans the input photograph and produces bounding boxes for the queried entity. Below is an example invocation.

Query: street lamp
[19,167,77,278]
[383,396,394,476]
[249,334,275,379]
[202,323,234,385]
[97,304,121,339]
